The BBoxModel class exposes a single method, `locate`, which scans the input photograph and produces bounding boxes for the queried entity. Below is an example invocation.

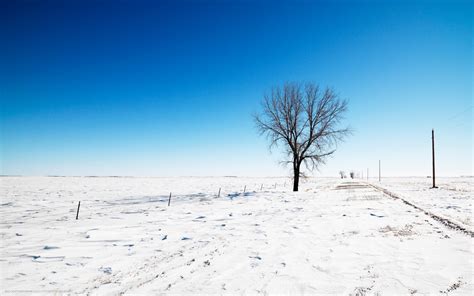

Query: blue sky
[1,0,472,177]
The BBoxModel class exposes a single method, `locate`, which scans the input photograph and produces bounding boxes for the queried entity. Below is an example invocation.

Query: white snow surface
[1,176,472,295]
[371,177,473,233]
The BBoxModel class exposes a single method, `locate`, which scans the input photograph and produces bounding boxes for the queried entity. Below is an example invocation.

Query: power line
[447,106,473,121]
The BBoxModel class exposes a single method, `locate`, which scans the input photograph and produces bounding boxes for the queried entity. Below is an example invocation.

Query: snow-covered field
[372,177,473,233]
[1,176,472,295]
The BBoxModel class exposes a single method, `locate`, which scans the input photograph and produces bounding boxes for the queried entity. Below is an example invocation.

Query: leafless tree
[350,171,355,179]
[255,82,350,191]
[339,170,346,179]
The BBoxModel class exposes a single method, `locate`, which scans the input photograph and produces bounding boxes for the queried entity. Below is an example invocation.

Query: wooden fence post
[76,201,81,220]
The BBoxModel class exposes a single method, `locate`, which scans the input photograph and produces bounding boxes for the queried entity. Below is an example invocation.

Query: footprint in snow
[43,246,59,250]
[99,267,112,274]
[26,255,41,260]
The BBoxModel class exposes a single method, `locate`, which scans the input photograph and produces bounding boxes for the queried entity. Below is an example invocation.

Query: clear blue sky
[1,0,472,177]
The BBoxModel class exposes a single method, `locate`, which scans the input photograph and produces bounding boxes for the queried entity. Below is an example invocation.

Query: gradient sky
[1,0,472,177]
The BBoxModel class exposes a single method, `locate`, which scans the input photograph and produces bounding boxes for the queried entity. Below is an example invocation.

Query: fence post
[76,201,81,220]
[168,192,172,206]
[217,187,221,198]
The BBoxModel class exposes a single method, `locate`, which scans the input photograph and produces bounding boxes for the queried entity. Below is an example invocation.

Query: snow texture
[1,176,472,294]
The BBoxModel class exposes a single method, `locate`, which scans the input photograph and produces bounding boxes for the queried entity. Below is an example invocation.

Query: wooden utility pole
[432,129,438,188]
[378,160,381,182]
[367,168,369,181]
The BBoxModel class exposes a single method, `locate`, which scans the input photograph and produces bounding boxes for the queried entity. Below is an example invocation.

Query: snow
[372,177,473,232]
[1,176,472,294]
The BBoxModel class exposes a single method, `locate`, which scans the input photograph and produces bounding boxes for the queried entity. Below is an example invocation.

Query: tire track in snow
[78,240,224,295]
[367,183,474,238]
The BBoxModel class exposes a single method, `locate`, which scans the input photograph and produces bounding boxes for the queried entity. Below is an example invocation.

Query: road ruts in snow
[1,177,472,295]
[367,177,473,237]
[367,182,474,238]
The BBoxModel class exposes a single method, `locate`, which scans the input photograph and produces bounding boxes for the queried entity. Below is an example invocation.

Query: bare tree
[255,82,350,191]
[349,171,355,179]
[339,170,346,179]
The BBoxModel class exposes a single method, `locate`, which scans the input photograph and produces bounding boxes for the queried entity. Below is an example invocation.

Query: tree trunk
[293,166,300,191]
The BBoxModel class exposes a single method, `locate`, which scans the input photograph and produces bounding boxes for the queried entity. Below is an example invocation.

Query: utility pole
[378,160,381,182]
[367,168,369,181]
[432,129,438,188]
